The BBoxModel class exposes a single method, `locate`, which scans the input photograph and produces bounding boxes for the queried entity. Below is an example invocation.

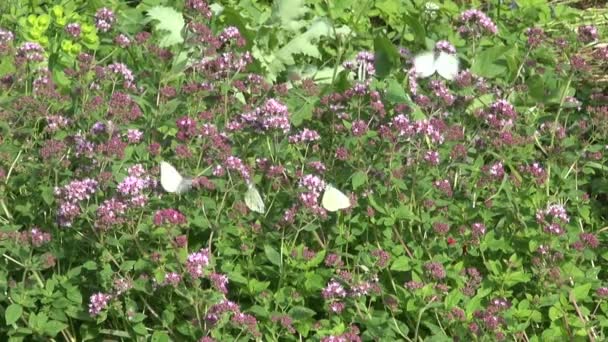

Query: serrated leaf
[272,0,309,31]
[146,6,185,47]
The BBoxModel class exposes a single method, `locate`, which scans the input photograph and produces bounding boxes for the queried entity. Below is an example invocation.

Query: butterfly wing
[160,161,183,193]
[321,185,351,212]
[160,161,192,194]
[435,52,459,80]
[413,51,436,79]
[244,184,265,213]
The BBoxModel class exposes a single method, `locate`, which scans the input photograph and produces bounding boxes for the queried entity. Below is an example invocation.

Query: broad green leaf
[390,256,411,271]
[288,306,316,319]
[471,45,511,78]
[146,6,185,47]
[571,283,591,301]
[351,171,367,190]
[264,244,282,266]
[6,304,23,325]
[374,35,400,78]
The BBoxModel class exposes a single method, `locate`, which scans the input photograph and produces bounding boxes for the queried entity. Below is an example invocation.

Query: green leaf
[390,256,411,271]
[43,320,68,337]
[374,35,400,78]
[385,78,410,104]
[288,306,316,320]
[503,271,531,288]
[471,45,511,78]
[571,283,591,301]
[6,304,23,325]
[351,171,367,190]
[151,331,170,342]
[264,245,282,266]
[248,279,270,293]
[146,6,185,47]
[271,0,309,31]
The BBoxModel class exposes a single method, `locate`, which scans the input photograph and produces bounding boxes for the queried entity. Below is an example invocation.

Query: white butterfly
[160,161,193,194]
[413,51,459,80]
[321,184,351,212]
[244,183,265,213]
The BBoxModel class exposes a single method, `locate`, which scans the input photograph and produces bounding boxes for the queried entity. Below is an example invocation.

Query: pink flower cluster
[55,178,98,227]
[221,155,251,182]
[435,40,456,54]
[289,128,321,144]
[106,63,135,88]
[577,25,598,43]
[153,208,188,226]
[95,7,115,32]
[536,203,569,235]
[480,100,517,130]
[459,9,498,36]
[186,248,211,278]
[16,42,45,62]
[391,115,445,144]
[231,99,291,133]
[65,23,81,38]
[89,292,112,316]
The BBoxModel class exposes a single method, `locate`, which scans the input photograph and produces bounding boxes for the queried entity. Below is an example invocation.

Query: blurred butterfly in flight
[413,50,459,80]
[160,161,193,194]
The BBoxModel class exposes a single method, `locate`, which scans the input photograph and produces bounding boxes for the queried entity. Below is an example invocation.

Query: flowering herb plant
[0,0,607,341]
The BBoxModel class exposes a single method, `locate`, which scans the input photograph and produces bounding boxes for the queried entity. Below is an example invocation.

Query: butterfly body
[413,51,459,80]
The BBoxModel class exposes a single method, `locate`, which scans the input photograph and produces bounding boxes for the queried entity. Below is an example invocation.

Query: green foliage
[1,0,608,341]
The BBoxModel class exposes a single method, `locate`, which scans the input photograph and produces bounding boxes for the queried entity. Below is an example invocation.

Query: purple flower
[525,27,545,47]
[106,63,135,88]
[186,248,211,279]
[55,179,98,203]
[429,80,455,105]
[114,34,131,48]
[0,28,14,44]
[65,23,81,37]
[113,278,132,296]
[577,25,598,43]
[425,261,446,280]
[232,99,291,133]
[322,280,347,299]
[424,151,440,166]
[205,299,241,326]
[472,222,487,237]
[299,174,326,194]
[288,128,321,143]
[89,292,112,316]
[351,120,368,136]
[223,156,251,182]
[459,9,498,35]
[163,272,182,287]
[153,209,187,226]
[16,42,45,62]
[95,7,115,32]
[435,40,456,54]
[209,273,229,293]
[96,198,128,229]
[29,227,51,247]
